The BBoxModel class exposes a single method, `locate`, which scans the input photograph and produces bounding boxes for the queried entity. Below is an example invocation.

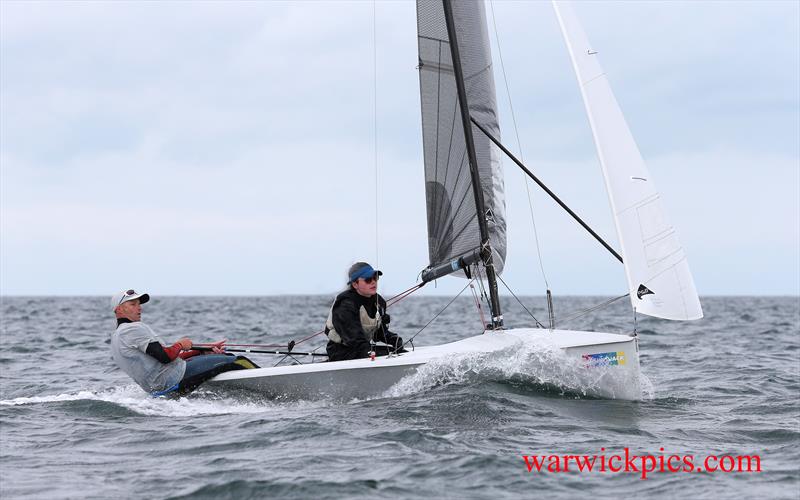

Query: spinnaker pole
[470,116,624,264]
[442,0,503,328]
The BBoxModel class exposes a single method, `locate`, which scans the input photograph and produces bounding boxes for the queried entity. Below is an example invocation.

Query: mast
[441,0,503,329]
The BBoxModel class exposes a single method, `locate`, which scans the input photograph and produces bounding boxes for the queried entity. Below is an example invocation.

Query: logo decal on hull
[582,351,626,367]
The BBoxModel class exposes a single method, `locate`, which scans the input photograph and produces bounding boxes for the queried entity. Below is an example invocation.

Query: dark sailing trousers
[326,343,398,362]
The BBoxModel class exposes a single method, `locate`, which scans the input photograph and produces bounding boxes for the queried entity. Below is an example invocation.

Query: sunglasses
[118,289,137,306]
[361,276,379,284]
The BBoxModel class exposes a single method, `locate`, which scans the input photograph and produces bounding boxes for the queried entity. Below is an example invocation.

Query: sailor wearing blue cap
[324,262,404,361]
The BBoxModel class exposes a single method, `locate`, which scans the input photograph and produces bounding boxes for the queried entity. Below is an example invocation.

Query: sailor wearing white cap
[109,289,257,395]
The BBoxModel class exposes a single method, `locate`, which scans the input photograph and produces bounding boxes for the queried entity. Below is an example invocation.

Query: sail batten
[553,0,703,321]
[416,0,506,279]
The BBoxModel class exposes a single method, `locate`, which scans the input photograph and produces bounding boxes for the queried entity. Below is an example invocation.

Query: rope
[219,329,325,349]
[470,282,487,330]
[203,281,424,353]
[386,283,425,308]
[495,274,546,328]
[474,264,489,305]
[406,279,476,344]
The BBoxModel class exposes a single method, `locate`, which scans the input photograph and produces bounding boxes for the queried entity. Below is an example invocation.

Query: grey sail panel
[416,0,506,278]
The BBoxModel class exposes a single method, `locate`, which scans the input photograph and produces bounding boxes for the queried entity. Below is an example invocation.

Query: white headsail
[553,1,702,320]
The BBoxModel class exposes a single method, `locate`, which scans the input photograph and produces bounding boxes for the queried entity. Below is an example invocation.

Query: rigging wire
[551,293,630,326]
[495,274,546,329]
[488,0,550,289]
[406,279,476,344]
[372,0,380,267]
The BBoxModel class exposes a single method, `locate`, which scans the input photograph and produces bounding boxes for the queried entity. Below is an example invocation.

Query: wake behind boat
[206,0,700,401]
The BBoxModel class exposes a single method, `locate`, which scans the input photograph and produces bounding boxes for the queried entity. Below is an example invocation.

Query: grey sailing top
[110,321,185,393]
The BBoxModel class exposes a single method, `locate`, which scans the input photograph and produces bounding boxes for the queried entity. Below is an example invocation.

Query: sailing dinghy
[207,0,701,401]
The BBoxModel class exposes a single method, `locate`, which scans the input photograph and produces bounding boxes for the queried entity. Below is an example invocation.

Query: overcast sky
[1,0,798,298]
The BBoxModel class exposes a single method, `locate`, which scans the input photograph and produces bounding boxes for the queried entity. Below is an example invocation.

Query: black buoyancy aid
[324,289,385,345]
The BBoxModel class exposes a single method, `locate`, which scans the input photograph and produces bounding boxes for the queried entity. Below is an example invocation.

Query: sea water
[1,295,798,499]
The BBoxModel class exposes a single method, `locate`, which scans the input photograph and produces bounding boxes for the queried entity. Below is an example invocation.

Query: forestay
[553,0,702,320]
[416,0,506,277]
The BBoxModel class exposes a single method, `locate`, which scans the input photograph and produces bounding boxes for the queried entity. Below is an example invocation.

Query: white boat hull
[207,328,641,400]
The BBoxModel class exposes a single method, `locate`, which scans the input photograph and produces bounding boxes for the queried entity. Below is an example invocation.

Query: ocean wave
[0,385,285,417]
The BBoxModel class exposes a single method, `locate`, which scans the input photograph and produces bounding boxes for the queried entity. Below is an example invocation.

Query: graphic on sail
[416,0,506,277]
[553,0,702,320]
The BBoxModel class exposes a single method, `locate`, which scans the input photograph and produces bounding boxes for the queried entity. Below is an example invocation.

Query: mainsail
[553,1,703,320]
[416,0,506,279]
